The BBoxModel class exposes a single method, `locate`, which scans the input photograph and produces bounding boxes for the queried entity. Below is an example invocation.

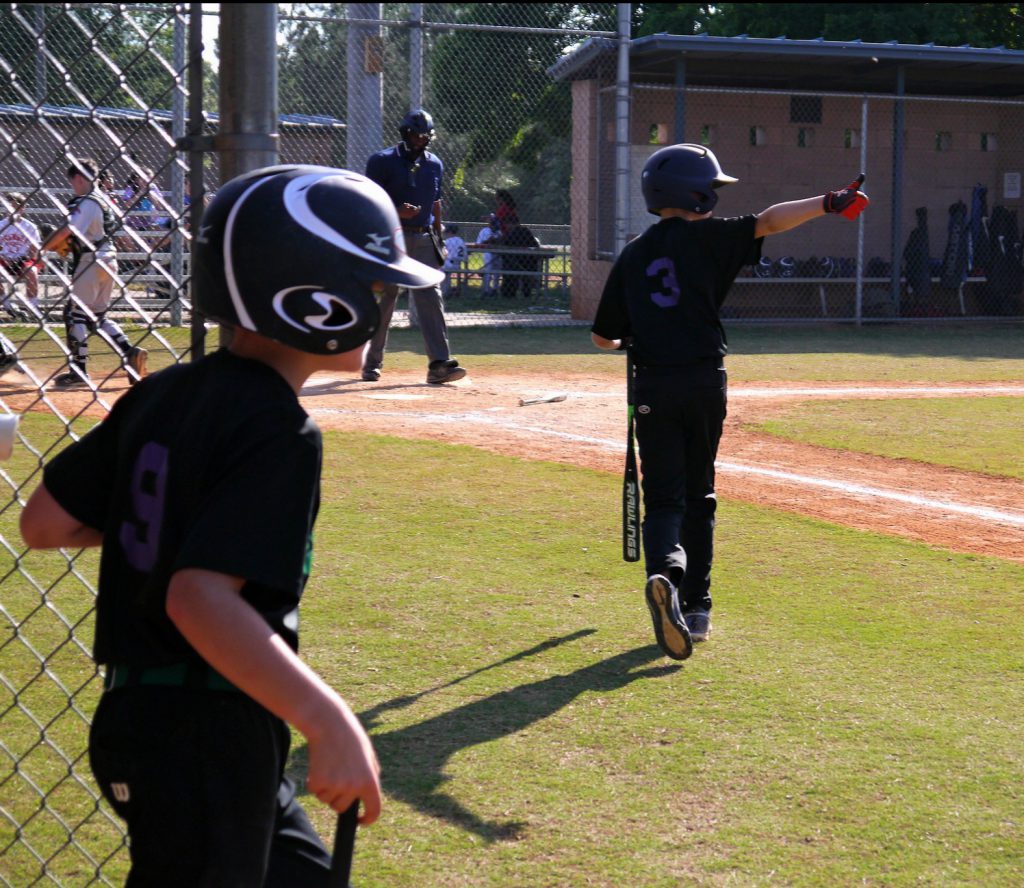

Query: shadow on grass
[292,634,679,842]
[366,639,677,841]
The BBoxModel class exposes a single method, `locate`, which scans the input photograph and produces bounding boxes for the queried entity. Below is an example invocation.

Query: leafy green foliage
[635,2,1024,48]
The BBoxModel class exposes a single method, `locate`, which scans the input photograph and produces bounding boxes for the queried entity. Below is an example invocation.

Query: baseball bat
[622,350,640,563]
[329,802,359,888]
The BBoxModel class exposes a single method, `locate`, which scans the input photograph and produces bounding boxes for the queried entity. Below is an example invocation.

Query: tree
[634,3,1024,49]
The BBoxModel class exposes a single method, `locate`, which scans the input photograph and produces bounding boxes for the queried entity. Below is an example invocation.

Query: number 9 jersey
[41,350,321,667]
[591,215,762,370]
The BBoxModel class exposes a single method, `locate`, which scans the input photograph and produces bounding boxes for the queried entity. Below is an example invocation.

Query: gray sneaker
[644,575,692,661]
[426,359,466,385]
[684,610,712,643]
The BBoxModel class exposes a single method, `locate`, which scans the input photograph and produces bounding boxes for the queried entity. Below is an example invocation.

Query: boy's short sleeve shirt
[592,215,762,366]
[43,350,322,665]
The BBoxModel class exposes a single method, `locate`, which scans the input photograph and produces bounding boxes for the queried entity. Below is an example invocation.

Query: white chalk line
[533,385,1024,400]
[310,406,1024,528]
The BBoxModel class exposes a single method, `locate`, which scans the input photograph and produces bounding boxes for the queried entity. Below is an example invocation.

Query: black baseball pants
[90,686,333,887]
[634,368,727,612]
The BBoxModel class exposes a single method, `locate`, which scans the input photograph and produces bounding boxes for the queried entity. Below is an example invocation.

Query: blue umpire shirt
[365,143,443,229]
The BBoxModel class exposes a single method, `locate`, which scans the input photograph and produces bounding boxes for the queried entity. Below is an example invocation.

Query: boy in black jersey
[21,166,445,886]
[592,144,868,660]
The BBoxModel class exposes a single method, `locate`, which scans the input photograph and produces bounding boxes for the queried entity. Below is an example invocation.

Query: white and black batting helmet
[641,143,738,216]
[193,165,443,354]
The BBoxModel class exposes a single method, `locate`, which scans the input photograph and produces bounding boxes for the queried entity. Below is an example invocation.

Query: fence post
[410,3,424,109]
[346,3,384,169]
[856,96,868,325]
[890,65,905,316]
[613,3,631,256]
[218,3,279,183]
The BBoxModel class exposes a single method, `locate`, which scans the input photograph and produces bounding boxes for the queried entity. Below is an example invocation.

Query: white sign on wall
[1003,171,1021,200]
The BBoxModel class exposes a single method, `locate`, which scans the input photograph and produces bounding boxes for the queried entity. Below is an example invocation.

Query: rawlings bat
[622,350,640,563]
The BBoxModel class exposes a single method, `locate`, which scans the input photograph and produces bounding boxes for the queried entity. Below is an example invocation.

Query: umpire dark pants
[363,231,453,371]
[634,365,727,613]
[90,685,333,887]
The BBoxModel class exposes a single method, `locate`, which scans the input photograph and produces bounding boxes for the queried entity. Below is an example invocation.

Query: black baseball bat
[329,802,359,887]
[622,349,640,562]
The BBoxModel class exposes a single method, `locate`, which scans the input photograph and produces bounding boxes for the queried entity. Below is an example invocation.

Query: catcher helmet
[641,143,738,216]
[193,165,443,354]
[399,109,435,150]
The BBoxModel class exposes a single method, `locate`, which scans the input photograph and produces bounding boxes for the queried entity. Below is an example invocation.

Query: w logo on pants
[109,782,131,803]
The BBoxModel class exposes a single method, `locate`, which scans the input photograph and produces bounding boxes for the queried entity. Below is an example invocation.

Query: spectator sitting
[0,191,41,317]
[441,223,468,298]
[495,189,517,230]
[499,215,541,300]
[475,213,502,297]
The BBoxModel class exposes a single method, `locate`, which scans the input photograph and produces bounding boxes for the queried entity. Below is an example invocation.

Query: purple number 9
[646,257,681,308]
[120,441,168,572]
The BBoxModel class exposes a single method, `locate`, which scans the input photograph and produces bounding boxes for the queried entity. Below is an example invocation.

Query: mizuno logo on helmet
[364,232,390,256]
[273,286,361,332]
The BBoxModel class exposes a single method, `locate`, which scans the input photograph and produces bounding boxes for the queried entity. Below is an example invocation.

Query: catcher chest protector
[192,165,444,355]
[641,144,738,216]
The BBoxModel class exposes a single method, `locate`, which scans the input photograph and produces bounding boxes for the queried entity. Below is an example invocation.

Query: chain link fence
[0,4,615,884]
[596,83,1024,321]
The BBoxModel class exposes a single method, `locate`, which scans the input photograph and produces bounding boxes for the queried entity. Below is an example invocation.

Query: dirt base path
[300,371,1024,564]
[8,368,1024,564]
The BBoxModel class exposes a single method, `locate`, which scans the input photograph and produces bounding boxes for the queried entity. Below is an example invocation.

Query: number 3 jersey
[42,349,322,666]
[591,215,762,368]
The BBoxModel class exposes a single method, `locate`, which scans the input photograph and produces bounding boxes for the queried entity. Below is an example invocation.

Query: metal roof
[548,33,1024,97]
[0,103,345,128]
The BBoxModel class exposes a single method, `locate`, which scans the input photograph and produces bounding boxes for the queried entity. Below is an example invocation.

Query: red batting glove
[823,174,869,220]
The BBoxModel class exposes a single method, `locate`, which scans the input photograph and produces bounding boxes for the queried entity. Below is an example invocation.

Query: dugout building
[551,34,1024,322]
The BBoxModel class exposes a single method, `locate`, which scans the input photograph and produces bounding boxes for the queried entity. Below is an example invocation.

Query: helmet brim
[369,250,445,289]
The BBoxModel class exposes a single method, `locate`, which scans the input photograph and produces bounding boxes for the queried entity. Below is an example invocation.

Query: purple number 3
[646,257,681,308]
[120,441,169,572]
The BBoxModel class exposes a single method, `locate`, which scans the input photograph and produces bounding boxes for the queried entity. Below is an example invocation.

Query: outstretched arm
[755,174,869,239]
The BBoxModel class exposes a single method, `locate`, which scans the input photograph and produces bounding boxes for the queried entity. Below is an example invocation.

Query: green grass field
[1,322,1022,885]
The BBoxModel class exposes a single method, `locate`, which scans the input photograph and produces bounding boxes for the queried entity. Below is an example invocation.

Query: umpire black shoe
[53,368,90,388]
[362,367,381,382]
[426,359,466,385]
[683,610,712,643]
[644,575,692,661]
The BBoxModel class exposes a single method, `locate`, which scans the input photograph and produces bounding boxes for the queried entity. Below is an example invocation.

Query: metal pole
[346,3,384,170]
[855,96,868,325]
[890,65,905,316]
[34,5,45,104]
[187,2,206,359]
[218,3,279,184]
[673,57,685,143]
[170,12,186,327]
[613,3,631,256]
[410,3,423,109]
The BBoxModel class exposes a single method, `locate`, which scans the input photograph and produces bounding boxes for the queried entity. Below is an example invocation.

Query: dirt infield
[7,368,1024,564]
[300,370,1024,564]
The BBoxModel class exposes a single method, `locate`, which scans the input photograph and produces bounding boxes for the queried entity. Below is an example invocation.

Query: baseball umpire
[591,144,868,660]
[20,165,445,885]
[362,108,468,385]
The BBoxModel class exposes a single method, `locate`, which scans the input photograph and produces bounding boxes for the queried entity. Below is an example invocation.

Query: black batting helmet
[399,109,435,148]
[641,143,738,216]
[193,165,443,354]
